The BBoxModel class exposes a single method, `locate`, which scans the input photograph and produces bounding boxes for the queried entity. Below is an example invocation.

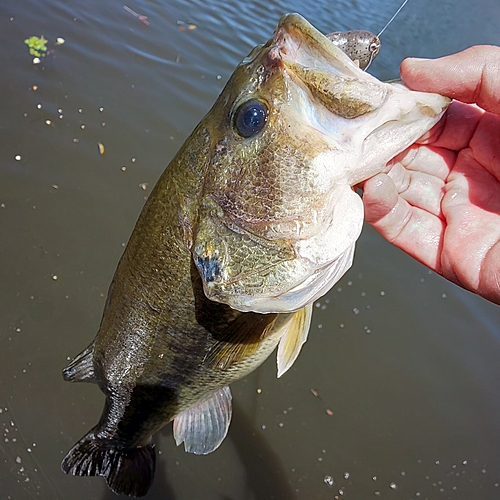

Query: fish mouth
[267,13,388,120]
[262,13,449,188]
[271,13,362,75]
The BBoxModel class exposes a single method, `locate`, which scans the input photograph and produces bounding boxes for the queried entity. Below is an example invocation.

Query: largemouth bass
[190,16,448,314]
[61,13,449,497]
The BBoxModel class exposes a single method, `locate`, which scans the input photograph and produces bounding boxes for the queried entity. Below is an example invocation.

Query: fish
[190,15,449,314]
[61,13,449,497]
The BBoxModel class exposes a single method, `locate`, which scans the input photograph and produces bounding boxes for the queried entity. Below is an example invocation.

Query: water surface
[1,0,500,498]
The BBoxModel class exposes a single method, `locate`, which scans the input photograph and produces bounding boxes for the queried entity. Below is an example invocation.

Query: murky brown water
[1,0,500,498]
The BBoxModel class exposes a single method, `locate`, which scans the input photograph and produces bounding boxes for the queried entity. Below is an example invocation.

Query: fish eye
[233,99,269,138]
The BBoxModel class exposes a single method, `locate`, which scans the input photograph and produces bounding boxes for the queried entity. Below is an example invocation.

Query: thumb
[400,45,500,115]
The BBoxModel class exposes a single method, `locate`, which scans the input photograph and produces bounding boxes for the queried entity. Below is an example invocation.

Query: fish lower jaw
[197,184,364,314]
[204,242,355,314]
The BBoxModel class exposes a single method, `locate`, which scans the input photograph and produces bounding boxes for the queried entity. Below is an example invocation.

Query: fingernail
[405,57,431,64]
[404,57,432,69]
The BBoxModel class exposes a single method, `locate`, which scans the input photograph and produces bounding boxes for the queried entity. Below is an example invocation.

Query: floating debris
[24,36,47,58]
[123,5,149,26]
[324,475,334,487]
[177,20,197,31]
[97,142,105,156]
[15,155,21,161]
[32,58,41,64]
[31,85,38,91]
[139,183,148,191]
[56,37,65,45]
[311,389,335,416]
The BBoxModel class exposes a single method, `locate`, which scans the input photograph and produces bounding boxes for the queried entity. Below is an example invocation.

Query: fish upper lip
[269,13,357,72]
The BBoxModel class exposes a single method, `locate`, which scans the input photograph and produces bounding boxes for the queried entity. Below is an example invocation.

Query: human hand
[361,46,500,304]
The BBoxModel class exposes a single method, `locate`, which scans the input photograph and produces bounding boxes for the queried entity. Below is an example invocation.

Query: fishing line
[362,0,410,71]
[377,0,411,38]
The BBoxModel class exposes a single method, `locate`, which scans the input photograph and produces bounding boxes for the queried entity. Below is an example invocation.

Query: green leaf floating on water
[24,36,48,57]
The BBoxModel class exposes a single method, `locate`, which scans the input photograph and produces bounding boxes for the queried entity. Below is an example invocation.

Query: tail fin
[61,431,156,497]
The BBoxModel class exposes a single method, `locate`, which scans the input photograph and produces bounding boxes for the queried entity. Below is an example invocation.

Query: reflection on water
[1,0,500,498]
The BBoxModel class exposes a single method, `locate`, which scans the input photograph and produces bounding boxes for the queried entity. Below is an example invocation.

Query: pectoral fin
[277,303,313,378]
[173,386,232,455]
[203,312,278,370]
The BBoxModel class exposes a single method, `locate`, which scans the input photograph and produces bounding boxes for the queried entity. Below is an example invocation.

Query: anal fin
[277,303,313,378]
[63,343,96,383]
[173,386,232,455]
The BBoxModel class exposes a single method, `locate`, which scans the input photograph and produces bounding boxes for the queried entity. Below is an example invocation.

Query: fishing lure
[327,0,410,70]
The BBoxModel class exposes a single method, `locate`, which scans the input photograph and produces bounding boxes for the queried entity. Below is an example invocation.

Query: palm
[362,101,500,304]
